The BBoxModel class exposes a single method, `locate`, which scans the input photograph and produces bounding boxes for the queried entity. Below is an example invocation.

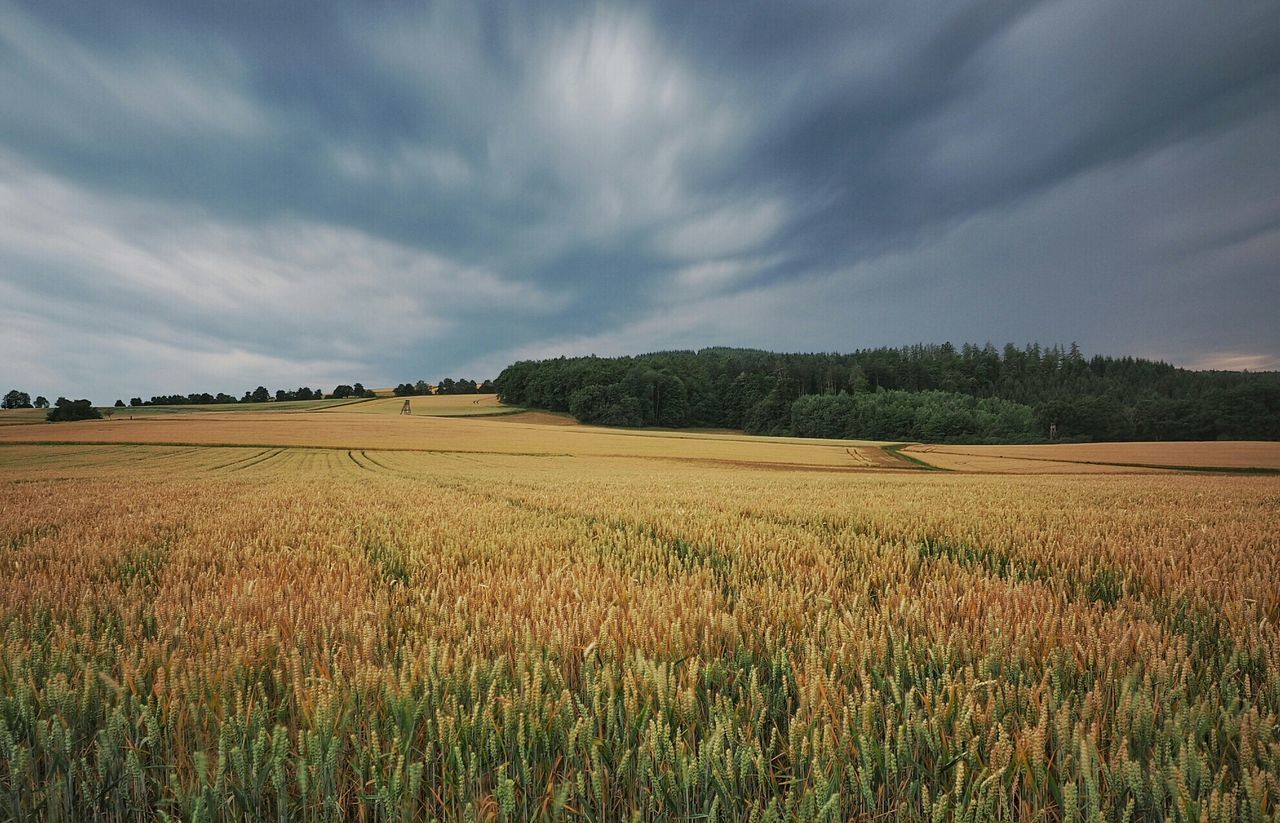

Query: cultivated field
[0,408,46,426]
[337,394,524,417]
[114,398,370,417]
[1,415,1277,821]
[0,413,900,470]
[0,398,366,426]
[907,441,1280,473]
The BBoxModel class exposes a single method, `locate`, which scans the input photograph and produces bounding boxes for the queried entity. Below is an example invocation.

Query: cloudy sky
[3,0,1278,401]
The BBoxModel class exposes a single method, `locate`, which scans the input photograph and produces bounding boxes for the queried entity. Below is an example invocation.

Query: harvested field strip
[913,446,1279,474]
[903,447,1169,474]
[339,394,525,417]
[907,440,1280,471]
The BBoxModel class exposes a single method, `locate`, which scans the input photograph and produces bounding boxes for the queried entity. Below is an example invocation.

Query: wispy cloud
[0,3,269,143]
[1183,353,1280,372]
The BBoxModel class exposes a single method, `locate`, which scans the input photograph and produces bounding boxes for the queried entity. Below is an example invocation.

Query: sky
[2,0,1279,402]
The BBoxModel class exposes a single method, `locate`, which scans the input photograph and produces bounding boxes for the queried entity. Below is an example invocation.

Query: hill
[494,344,1280,443]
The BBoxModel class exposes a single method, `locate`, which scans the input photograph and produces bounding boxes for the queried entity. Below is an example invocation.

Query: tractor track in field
[225,447,287,473]
[205,448,274,472]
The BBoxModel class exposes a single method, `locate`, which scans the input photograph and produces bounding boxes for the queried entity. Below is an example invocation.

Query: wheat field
[1,422,1278,820]
[0,413,898,470]
[337,395,523,417]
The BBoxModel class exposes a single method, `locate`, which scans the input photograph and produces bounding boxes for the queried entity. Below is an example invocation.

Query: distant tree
[129,397,143,407]
[275,389,288,402]
[352,383,375,398]
[47,399,102,422]
[437,378,456,395]
[2,390,32,409]
[479,379,496,393]
[332,384,354,399]
[114,399,125,407]
[414,380,431,396]
[250,386,271,403]
[34,396,49,409]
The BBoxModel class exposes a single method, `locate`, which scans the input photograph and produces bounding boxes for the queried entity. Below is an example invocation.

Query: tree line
[3,391,103,422]
[493,344,1280,442]
[122,383,377,406]
[4,383,382,423]
[392,378,495,396]
[2,390,50,410]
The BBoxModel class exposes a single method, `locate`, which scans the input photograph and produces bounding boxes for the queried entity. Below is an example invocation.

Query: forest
[494,344,1280,442]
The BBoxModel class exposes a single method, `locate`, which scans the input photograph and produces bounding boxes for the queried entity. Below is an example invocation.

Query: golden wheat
[0,438,1277,821]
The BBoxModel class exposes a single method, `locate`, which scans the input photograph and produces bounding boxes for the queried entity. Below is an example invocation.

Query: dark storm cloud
[2,0,1278,401]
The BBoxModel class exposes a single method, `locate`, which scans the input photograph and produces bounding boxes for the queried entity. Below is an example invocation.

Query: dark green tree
[491,344,1280,443]
[2,390,32,409]
[47,399,102,422]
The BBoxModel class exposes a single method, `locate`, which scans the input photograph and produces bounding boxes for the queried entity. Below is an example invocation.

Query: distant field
[5,410,1276,475]
[108,397,370,417]
[904,446,1172,474]
[0,397,369,425]
[337,393,524,417]
[908,440,1280,472]
[0,408,47,426]
[0,411,899,470]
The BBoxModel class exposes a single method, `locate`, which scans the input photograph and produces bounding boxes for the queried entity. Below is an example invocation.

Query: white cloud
[0,154,566,398]
[361,5,772,265]
[668,254,782,296]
